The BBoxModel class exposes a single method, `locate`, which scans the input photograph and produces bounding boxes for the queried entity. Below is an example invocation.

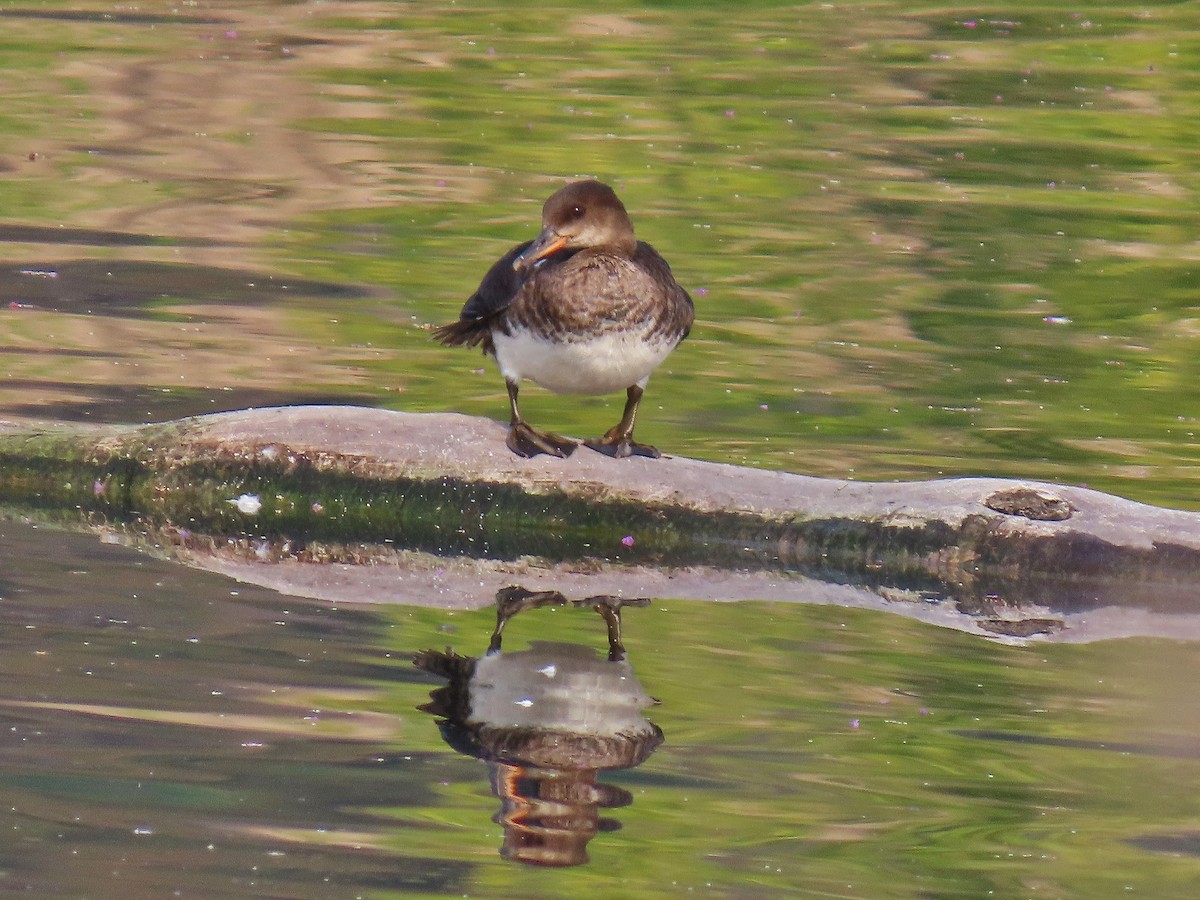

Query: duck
[433,180,694,459]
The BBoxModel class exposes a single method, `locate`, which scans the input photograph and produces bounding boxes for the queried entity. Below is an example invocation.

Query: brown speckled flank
[434,180,693,460]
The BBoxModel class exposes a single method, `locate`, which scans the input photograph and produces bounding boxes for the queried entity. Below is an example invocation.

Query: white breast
[493,328,678,395]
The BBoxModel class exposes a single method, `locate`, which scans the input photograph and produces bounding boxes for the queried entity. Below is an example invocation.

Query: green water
[3,519,1200,898]
[3,1,1200,895]
[3,1,1200,504]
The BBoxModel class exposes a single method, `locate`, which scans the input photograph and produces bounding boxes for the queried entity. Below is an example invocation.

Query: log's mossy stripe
[0,429,977,577]
[3,423,1200,613]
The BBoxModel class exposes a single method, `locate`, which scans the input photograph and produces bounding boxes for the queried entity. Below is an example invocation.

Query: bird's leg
[488,585,568,655]
[505,379,577,458]
[573,595,652,661]
[585,384,661,459]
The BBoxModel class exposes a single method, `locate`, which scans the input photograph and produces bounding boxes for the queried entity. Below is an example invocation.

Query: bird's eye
[568,205,585,221]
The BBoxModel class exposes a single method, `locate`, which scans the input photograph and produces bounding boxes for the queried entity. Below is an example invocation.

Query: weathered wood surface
[3,405,1200,641]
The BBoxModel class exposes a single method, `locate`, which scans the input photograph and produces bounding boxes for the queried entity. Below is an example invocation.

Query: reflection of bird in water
[433,180,694,459]
[414,585,661,867]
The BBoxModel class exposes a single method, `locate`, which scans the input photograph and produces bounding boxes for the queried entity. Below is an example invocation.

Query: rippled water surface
[3,1,1200,895]
[4,519,1200,897]
[4,0,1200,502]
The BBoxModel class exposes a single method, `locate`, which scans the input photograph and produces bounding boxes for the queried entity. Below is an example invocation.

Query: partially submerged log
[2,405,1200,642]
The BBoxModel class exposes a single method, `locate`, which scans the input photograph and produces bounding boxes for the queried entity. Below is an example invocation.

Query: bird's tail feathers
[432,318,491,349]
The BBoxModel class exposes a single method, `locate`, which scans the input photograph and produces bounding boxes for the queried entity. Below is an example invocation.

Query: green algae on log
[3,405,1200,639]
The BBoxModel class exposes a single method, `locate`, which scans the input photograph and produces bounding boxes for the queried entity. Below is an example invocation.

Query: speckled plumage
[434,180,694,459]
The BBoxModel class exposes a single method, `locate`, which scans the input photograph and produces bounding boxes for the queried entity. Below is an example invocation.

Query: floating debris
[228,493,263,515]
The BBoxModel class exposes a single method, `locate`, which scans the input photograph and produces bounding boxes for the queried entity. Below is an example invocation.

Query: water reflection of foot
[487,585,567,655]
[487,584,652,661]
[571,593,652,661]
[414,584,662,867]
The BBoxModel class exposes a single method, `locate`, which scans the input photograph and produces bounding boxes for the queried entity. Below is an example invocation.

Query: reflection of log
[3,405,1200,639]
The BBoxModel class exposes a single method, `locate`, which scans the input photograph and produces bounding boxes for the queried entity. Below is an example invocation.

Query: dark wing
[431,241,532,350]
[634,241,695,342]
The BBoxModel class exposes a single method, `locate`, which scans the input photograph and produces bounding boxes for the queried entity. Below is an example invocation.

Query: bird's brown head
[514,180,637,272]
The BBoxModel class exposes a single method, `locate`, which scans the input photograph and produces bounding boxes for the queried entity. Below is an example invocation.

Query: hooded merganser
[433,180,694,459]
